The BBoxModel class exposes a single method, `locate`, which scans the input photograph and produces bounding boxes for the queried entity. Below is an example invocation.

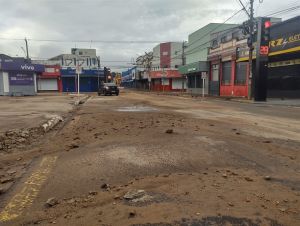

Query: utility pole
[248,0,254,100]
[24,37,29,60]
[182,41,186,93]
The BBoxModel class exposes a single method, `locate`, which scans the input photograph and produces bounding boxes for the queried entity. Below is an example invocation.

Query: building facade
[208,27,249,97]
[268,16,300,98]
[0,55,44,96]
[134,53,153,90]
[37,65,62,92]
[47,48,102,92]
[179,23,238,96]
[151,42,186,92]
[49,48,100,69]
[61,68,104,92]
[121,67,136,88]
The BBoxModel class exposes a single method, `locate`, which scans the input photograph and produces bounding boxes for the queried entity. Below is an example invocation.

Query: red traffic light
[264,21,272,29]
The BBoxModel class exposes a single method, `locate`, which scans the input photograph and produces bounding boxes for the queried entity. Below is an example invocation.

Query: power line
[172,4,300,59]
[0,37,177,44]
[265,5,300,17]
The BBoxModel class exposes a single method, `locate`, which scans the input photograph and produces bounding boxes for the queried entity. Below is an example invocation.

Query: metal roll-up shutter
[222,61,232,85]
[235,62,247,85]
[38,79,58,91]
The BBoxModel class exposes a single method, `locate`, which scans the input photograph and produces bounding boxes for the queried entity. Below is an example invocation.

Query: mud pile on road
[0,127,43,153]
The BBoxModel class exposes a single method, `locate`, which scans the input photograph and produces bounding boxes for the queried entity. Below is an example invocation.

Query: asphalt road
[0,91,299,226]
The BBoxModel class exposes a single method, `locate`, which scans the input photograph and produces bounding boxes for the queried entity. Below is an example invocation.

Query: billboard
[9,73,34,86]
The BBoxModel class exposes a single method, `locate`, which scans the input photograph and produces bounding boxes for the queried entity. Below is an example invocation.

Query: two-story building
[208,27,249,97]
[179,23,238,96]
[47,48,103,92]
[150,42,186,91]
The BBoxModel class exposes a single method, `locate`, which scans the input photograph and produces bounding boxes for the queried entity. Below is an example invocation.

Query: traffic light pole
[248,0,254,100]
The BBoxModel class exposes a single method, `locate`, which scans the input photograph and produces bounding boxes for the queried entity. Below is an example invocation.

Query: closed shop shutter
[235,62,247,85]
[38,79,58,91]
[222,62,232,85]
[212,64,219,81]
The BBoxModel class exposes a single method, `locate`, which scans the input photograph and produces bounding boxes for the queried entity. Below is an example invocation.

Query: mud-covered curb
[42,116,64,133]
[74,95,90,106]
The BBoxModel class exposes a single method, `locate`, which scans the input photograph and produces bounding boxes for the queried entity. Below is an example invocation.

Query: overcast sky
[0,0,299,70]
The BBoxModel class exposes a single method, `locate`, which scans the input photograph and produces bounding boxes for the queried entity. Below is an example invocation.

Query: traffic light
[258,18,271,56]
[253,17,271,101]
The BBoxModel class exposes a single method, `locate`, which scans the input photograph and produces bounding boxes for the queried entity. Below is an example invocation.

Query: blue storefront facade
[61,68,104,92]
[0,55,45,96]
[121,67,136,88]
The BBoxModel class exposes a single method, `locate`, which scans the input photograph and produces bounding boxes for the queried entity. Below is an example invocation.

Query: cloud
[0,0,298,71]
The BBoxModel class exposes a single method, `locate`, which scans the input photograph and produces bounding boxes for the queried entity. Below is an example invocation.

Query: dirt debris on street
[0,91,299,226]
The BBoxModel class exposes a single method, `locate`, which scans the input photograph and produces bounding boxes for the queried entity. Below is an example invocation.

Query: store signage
[270,17,300,54]
[187,67,196,72]
[270,34,300,49]
[9,73,34,86]
[0,62,44,72]
[20,64,35,70]
[60,68,104,77]
[201,72,208,80]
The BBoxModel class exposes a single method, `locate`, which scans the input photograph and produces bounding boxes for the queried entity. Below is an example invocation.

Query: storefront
[122,67,136,88]
[0,56,44,96]
[179,61,208,95]
[208,30,249,98]
[268,16,300,98]
[150,70,186,92]
[61,68,104,92]
[37,65,62,92]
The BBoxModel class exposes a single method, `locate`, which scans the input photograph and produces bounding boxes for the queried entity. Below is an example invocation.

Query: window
[235,62,247,85]
[162,51,168,56]
[221,33,233,43]
[79,51,83,55]
[222,62,232,85]
[221,36,226,43]
[211,39,218,48]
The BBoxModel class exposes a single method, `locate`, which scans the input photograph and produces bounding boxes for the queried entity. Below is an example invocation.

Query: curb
[41,116,64,133]
[74,95,90,106]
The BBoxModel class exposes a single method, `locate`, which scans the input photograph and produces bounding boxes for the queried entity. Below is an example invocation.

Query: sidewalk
[126,89,300,107]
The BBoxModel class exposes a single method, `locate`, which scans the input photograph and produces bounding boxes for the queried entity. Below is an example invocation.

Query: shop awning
[178,61,209,75]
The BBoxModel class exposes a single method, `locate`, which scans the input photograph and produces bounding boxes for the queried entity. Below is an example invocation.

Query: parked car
[98,83,119,96]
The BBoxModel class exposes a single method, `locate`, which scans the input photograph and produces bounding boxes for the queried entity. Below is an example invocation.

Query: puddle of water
[116,106,158,112]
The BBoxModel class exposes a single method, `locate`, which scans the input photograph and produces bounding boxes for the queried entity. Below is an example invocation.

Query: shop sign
[187,67,196,72]
[9,73,34,86]
[0,62,44,72]
[270,17,300,54]
[201,72,208,80]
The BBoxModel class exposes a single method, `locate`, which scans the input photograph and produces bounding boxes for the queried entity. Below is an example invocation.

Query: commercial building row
[123,16,300,99]
[0,48,105,96]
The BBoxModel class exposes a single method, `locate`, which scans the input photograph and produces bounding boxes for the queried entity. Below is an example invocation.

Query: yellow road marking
[0,156,57,222]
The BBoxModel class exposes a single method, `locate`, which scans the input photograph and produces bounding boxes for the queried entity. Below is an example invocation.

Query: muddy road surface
[0,91,299,226]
